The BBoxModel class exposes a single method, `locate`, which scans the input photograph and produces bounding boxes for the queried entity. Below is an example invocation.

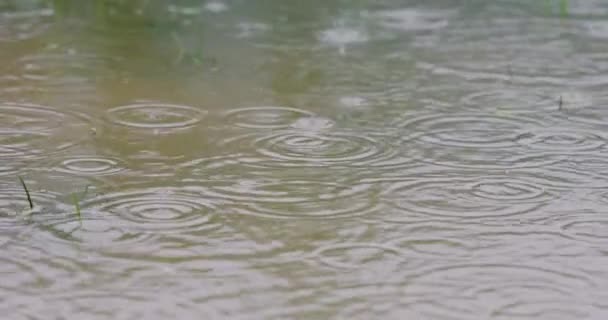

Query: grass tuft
[72,185,90,221]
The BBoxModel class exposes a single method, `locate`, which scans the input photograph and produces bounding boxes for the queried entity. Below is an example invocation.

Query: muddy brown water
[2,1,608,319]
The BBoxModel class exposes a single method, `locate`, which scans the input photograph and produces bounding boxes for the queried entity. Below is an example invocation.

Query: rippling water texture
[2,0,608,319]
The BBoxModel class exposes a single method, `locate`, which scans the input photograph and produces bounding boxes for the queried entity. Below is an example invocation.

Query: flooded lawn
[2,0,608,319]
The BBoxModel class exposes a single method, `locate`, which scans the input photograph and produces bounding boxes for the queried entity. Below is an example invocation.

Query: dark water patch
[105,102,206,131]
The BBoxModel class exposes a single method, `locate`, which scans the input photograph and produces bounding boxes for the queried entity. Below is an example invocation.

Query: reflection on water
[2,0,608,319]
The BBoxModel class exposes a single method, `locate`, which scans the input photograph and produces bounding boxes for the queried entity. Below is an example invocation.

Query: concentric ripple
[256,131,380,164]
[105,103,206,130]
[382,176,552,219]
[225,129,415,169]
[82,187,221,234]
[404,263,592,319]
[398,113,541,149]
[311,242,403,269]
[224,106,315,129]
[515,129,606,154]
[561,217,608,246]
[206,179,379,219]
[556,195,608,245]
[396,112,561,169]
[562,105,608,128]
[460,89,557,113]
[53,156,126,176]
[0,102,90,160]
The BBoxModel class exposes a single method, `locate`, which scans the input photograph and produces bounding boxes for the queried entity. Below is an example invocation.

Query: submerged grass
[18,176,33,210]
[72,194,81,221]
[543,0,569,17]
[559,0,569,17]
[71,185,90,221]
[16,176,90,221]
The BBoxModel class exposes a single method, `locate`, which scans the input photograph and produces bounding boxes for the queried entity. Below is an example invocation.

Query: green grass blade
[72,194,81,221]
[559,0,568,17]
[18,176,33,210]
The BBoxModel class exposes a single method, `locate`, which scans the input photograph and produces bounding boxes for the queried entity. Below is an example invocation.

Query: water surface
[2,0,608,319]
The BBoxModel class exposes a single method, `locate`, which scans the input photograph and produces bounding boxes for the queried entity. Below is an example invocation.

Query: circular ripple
[408,143,561,170]
[256,131,380,163]
[562,218,608,245]
[83,187,221,234]
[225,129,414,169]
[383,176,552,219]
[224,106,315,129]
[105,103,205,130]
[0,102,72,131]
[396,113,560,169]
[562,105,608,128]
[461,89,557,113]
[54,156,126,176]
[207,179,379,219]
[405,264,591,319]
[398,113,542,149]
[516,129,606,153]
[0,102,90,160]
[388,235,472,258]
[312,243,403,269]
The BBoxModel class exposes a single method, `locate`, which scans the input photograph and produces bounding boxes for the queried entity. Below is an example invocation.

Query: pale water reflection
[2,0,608,319]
